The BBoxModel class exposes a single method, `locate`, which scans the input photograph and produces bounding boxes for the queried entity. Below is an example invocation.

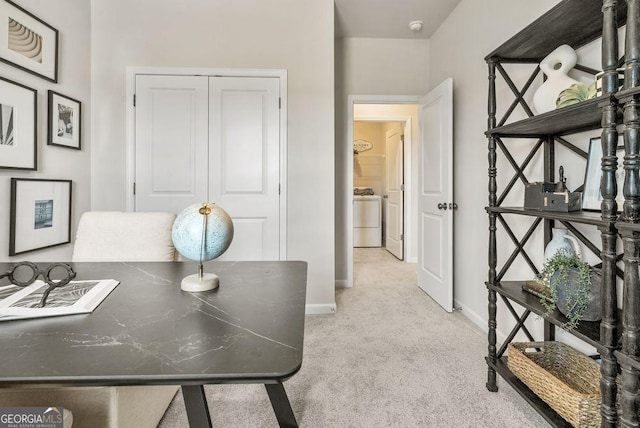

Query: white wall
[427,0,606,349]
[90,0,335,310]
[335,37,429,282]
[0,0,91,263]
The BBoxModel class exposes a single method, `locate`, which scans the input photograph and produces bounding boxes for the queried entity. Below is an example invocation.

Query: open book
[0,279,119,321]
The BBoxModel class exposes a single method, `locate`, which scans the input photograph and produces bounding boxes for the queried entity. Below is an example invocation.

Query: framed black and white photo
[48,91,81,150]
[9,178,72,255]
[582,136,624,211]
[0,76,36,170]
[0,0,58,82]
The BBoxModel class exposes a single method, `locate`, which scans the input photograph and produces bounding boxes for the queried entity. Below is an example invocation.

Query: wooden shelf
[615,221,640,233]
[485,0,627,62]
[486,97,603,137]
[487,357,571,427]
[486,281,605,352]
[486,206,614,227]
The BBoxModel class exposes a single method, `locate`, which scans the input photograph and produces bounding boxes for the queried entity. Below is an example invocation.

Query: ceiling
[334,0,463,39]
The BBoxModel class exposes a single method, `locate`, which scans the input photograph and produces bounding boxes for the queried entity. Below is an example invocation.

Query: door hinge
[400,234,404,241]
[400,184,405,191]
[279,98,281,109]
[278,184,281,195]
[133,94,136,107]
[133,182,136,195]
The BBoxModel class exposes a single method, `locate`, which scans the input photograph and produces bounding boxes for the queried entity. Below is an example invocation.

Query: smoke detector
[409,20,423,32]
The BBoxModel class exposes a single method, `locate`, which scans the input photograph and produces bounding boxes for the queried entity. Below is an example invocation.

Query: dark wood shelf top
[487,357,571,427]
[485,0,627,62]
[486,206,614,227]
[486,281,604,351]
[614,86,640,103]
[615,221,640,232]
[486,97,603,137]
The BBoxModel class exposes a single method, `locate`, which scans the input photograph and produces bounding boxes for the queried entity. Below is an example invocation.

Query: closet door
[208,77,280,261]
[135,75,209,213]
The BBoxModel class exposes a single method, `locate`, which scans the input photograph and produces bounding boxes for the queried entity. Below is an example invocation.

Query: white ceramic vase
[533,44,580,114]
[544,228,582,262]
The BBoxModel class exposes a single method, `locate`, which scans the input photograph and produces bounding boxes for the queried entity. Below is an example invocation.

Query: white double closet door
[134,74,281,261]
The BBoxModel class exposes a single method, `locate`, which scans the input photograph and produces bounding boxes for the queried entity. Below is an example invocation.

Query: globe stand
[181,263,219,292]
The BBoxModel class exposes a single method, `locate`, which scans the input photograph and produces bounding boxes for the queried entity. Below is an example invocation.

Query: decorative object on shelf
[47,91,81,150]
[538,250,601,330]
[555,82,596,109]
[523,167,582,212]
[9,178,72,256]
[0,0,58,82]
[353,139,373,155]
[533,44,581,114]
[172,202,234,292]
[543,227,581,262]
[582,136,624,211]
[507,341,601,428]
[521,280,552,303]
[0,76,37,170]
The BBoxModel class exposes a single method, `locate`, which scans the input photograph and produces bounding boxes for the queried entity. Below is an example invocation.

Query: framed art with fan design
[0,0,58,82]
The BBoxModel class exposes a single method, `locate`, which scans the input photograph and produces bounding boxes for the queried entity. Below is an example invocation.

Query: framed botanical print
[0,0,58,82]
[0,75,36,170]
[48,91,81,150]
[9,178,72,255]
[582,136,624,211]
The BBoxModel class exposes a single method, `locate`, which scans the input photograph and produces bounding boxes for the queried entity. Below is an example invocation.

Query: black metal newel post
[621,1,640,426]
[599,1,620,426]
[487,58,499,393]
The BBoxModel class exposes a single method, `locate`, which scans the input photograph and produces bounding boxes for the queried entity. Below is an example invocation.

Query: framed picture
[0,0,58,82]
[582,136,624,211]
[0,76,36,170]
[48,91,81,150]
[9,178,72,255]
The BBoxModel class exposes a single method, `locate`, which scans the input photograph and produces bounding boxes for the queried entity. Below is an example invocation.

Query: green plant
[538,249,592,330]
[556,82,597,109]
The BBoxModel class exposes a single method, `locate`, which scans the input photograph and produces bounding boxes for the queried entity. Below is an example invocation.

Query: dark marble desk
[0,261,307,427]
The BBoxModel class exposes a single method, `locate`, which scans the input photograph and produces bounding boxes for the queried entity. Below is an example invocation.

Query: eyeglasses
[0,261,77,308]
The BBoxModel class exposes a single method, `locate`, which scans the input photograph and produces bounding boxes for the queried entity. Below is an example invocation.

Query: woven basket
[507,341,601,428]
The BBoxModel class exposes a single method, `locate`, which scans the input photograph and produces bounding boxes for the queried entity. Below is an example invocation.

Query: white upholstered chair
[0,212,180,428]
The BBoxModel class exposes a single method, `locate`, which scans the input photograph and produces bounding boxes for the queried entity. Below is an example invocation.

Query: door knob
[449,203,458,210]
[437,203,448,210]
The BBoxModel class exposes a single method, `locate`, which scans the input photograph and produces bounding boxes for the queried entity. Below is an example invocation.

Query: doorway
[347,97,419,287]
[353,120,405,259]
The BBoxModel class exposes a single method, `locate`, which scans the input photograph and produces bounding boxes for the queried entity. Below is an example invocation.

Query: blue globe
[172,203,234,262]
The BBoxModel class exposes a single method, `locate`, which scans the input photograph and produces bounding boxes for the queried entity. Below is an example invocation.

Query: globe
[172,203,234,262]
[172,203,234,292]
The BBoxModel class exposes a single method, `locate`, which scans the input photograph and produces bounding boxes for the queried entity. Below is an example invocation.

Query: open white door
[417,78,454,312]
[385,127,404,260]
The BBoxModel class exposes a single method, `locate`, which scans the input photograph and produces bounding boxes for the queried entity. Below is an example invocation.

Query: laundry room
[353,120,404,252]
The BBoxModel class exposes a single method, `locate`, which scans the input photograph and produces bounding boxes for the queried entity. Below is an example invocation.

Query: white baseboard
[407,256,417,263]
[305,303,337,315]
[454,298,507,344]
[335,280,350,288]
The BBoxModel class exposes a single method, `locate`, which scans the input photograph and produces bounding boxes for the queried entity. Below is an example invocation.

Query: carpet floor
[158,248,549,427]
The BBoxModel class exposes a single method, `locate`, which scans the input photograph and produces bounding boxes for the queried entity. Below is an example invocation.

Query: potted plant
[538,249,601,330]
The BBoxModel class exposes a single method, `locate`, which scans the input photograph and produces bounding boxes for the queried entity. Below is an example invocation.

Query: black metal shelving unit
[485,1,632,427]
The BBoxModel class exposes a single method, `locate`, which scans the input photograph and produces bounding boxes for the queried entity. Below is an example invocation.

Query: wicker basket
[507,341,601,428]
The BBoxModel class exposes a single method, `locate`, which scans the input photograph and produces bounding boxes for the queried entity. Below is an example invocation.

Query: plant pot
[551,268,601,322]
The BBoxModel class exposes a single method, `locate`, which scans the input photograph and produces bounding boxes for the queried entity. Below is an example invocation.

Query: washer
[353,195,382,247]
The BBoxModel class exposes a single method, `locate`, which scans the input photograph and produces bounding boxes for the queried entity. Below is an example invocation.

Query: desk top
[0,261,307,387]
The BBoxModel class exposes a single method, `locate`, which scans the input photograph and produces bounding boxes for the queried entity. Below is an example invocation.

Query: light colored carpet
[158,248,549,427]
